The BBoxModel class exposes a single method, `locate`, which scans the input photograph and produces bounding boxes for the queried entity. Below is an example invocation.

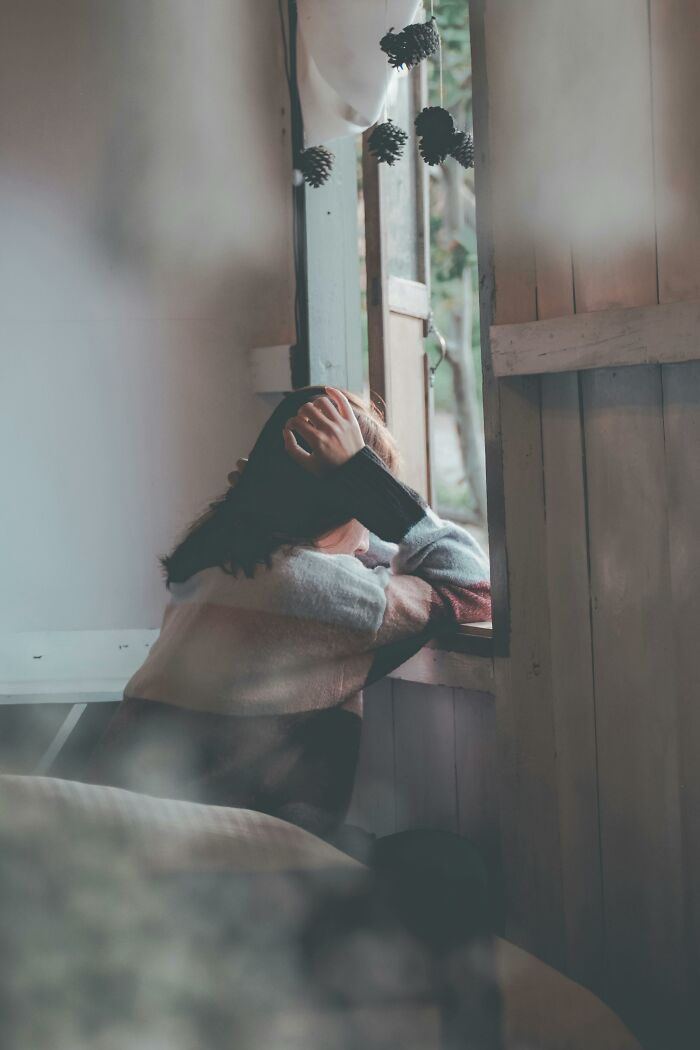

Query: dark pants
[84,695,362,839]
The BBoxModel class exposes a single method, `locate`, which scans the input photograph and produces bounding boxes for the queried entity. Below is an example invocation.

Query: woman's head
[161,385,399,584]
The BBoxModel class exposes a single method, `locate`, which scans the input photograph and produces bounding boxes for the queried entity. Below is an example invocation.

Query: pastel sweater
[87,446,491,836]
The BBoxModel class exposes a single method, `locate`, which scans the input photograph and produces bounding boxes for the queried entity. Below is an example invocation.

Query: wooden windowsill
[457,620,493,639]
[433,621,494,657]
[388,622,495,693]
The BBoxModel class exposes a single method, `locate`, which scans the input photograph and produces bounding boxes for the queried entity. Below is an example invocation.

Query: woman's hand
[283,387,365,476]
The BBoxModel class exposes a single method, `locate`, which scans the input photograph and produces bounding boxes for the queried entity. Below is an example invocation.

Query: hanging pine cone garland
[400,17,440,68]
[380,17,440,70]
[297,146,334,188]
[368,119,409,165]
[450,130,475,169]
[415,106,456,166]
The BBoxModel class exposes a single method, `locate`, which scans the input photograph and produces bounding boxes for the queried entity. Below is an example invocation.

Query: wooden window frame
[294,18,497,670]
[360,67,495,661]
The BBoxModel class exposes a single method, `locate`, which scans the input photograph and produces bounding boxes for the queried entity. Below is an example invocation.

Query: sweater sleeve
[355,533,399,570]
[326,446,491,647]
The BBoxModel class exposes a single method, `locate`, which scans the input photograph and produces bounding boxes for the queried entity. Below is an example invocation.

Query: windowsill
[388,622,495,693]
[434,621,494,657]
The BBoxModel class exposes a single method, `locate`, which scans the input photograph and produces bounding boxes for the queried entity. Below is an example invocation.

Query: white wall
[0,0,295,641]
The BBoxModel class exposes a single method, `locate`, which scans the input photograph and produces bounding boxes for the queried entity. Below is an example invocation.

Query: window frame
[293,16,498,664]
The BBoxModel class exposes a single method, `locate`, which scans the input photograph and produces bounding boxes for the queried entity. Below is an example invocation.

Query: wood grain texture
[491,297,700,377]
[476,0,566,969]
[393,680,458,834]
[536,234,604,987]
[454,688,499,847]
[348,678,500,853]
[659,363,700,997]
[474,0,699,1036]
[568,0,689,1026]
[582,366,687,1014]
[651,0,700,999]
[541,371,604,990]
[495,376,565,967]
[346,679,396,837]
[389,647,494,692]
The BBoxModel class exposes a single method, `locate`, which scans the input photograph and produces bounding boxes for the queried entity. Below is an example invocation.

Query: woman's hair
[161,386,400,585]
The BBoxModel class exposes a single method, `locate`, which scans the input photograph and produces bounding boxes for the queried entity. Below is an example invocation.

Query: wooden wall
[470,1,700,1044]
[348,679,499,851]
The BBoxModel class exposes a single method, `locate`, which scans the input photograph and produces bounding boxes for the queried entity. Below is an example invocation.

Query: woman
[86,385,491,839]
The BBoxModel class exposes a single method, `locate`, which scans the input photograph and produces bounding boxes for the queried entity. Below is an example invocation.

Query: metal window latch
[427,312,447,388]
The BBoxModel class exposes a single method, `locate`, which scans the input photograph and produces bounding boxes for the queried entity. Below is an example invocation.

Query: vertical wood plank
[659,363,700,1003]
[346,680,396,838]
[494,375,565,967]
[528,10,605,983]
[560,0,688,1027]
[454,689,499,847]
[536,234,604,984]
[651,0,700,998]
[474,0,566,968]
[540,370,604,990]
[582,365,687,1017]
[393,680,458,833]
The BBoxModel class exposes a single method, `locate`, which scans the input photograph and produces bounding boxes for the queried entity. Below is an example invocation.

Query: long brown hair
[161,386,399,584]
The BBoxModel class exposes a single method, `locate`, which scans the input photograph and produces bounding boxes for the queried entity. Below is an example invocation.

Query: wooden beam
[491,296,700,377]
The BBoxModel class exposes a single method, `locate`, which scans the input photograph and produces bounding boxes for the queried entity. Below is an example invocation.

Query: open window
[356,34,491,651]
[294,1,492,652]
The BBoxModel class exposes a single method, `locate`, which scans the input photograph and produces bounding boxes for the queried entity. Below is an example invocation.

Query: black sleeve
[325,445,428,543]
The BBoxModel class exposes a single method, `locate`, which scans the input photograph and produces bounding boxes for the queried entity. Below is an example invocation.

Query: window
[355,21,490,648]
[302,6,491,650]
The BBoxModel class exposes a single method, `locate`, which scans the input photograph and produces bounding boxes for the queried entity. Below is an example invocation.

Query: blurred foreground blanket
[0,775,641,1050]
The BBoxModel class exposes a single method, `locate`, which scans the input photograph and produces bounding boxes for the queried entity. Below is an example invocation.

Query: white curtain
[297,0,422,145]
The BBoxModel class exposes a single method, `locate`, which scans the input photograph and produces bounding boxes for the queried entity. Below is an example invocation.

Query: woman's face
[314,519,370,556]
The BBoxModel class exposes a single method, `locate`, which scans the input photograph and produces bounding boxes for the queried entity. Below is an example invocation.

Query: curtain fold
[297,0,421,145]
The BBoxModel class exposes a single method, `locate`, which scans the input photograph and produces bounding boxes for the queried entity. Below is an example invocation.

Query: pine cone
[414,106,455,140]
[418,137,450,166]
[401,17,440,68]
[450,130,475,169]
[368,120,409,166]
[298,146,334,188]
[379,27,406,69]
[415,107,456,166]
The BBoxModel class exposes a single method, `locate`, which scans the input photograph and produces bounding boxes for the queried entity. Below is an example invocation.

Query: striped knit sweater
[87,446,490,838]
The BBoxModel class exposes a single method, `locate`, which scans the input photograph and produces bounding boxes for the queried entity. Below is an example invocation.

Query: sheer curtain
[297,0,421,145]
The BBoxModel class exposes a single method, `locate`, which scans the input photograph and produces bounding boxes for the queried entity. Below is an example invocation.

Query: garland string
[384,0,389,121]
